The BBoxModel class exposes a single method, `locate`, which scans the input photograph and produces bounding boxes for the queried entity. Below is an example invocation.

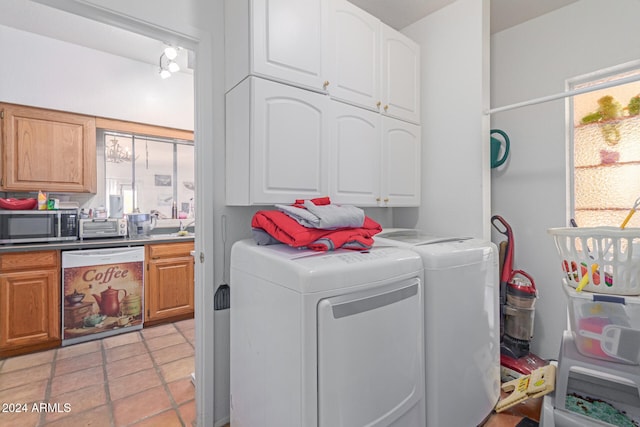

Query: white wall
[491,0,640,359]
[0,25,193,130]
[399,0,490,240]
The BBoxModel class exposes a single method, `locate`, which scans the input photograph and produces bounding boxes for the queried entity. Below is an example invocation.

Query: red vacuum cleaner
[491,215,547,381]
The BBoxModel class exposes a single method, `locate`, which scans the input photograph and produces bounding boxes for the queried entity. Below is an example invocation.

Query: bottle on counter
[172,201,178,219]
[38,190,47,210]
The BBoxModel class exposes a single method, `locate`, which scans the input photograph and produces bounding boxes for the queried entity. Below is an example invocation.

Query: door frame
[31,1,218,425]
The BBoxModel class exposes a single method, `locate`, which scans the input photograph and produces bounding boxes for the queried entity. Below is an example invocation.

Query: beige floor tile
[0,363,52,391]
[0,379,48,406]
[167,377,195,405]
[0,407,41,427]
[108,368,162,401]
[178,399,196,427]
[50,365,104,397]
[54,351,104,377]
[101,330,141,349]
[44,383,107,423]
[141,323,177,340]
[159,356,195,383]
[106,353,153,380]
[112,385,172,426]
[173,318,195,332]
[181,327,196,344]
[105,341,147,363]
[42,404,112,427]
[145,333,186,351]
[0,350,55,373]
[129,408,183,427]
[56,340,101,360]
[151,342,194,366]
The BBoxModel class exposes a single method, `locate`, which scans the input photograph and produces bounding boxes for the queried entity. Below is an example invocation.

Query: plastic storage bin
[548,227,640,295]
[563,281,640,365]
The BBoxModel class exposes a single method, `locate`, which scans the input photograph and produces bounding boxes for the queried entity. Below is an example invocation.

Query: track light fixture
[159,46,180,78]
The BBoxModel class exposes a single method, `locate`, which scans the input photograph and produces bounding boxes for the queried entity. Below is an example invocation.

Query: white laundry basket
[548,227,640,295]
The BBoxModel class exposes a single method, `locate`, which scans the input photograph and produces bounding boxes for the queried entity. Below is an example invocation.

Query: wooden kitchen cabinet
[145,242,194,325]
[0,250,61,357]
[0,103,97,193]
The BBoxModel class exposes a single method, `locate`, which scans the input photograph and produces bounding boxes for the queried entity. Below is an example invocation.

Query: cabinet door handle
[323,81,330,90]
[376,101,381,108]
[384,105,389,112]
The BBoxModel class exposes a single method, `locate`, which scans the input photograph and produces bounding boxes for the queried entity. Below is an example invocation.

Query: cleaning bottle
[37,191,47,210]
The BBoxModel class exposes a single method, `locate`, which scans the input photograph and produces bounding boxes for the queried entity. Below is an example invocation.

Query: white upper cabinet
[226,77,329,206]
[380,24,421,124]
[329,100,421,207]
[225,0,329,93]
[329,101,380,206]
[380,116,421,207]
[327,0,380,111]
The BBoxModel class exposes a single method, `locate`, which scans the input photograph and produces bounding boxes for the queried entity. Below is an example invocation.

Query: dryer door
[317,277,424,427]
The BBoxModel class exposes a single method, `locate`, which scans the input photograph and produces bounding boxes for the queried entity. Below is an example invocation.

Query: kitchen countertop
[0,233,194,253]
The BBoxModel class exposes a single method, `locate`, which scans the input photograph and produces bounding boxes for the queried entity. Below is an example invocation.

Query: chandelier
[106,138,133,163]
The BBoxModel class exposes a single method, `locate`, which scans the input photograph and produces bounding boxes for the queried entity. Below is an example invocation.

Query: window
[100,130,195,219]
[571,67,640,227]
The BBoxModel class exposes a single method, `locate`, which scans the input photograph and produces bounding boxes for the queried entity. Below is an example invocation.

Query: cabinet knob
[376,101,381,108]
[384,198,389,203]
[323,81,330,90]
[384,105,389,112]
[376,197,381,202]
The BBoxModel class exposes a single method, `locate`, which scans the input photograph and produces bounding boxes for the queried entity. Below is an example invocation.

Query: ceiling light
[164,46,178,60]
[168,60,180,73]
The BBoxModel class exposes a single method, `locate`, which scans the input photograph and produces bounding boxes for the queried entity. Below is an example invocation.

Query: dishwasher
[61,247,145,346]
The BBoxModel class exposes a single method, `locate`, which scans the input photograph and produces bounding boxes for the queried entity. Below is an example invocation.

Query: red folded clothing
[251,210,382,251]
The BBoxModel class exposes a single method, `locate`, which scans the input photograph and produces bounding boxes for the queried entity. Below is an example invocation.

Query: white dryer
[230,240,425,427]
[374,229,501,427]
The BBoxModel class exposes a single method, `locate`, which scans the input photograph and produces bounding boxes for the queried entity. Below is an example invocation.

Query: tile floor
[0,318,196,427]
[1,316,540,427]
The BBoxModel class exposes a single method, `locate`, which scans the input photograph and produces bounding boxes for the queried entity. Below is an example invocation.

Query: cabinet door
[380,117,421,207]
[146,255,194,322]
[327,0,380,111]
[0,269,60,354]
[252,0,328,91]
[380,24,421,124]
[329,101,380,206]
[252,77,329,204]
[0,103,97,193]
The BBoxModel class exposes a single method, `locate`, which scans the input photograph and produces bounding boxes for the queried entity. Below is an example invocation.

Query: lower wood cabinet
[0,250,60,357]
[145,242,195,326]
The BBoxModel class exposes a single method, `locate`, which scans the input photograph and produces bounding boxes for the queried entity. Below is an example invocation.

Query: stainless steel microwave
[0,209,78,244]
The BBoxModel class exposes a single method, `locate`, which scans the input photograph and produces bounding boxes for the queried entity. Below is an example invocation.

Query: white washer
[375,229,501,427]
[230,239,425,427]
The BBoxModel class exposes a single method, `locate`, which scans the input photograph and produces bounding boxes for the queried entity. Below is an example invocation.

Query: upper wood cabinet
[225,0,329,93]
[0,103,97,193]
